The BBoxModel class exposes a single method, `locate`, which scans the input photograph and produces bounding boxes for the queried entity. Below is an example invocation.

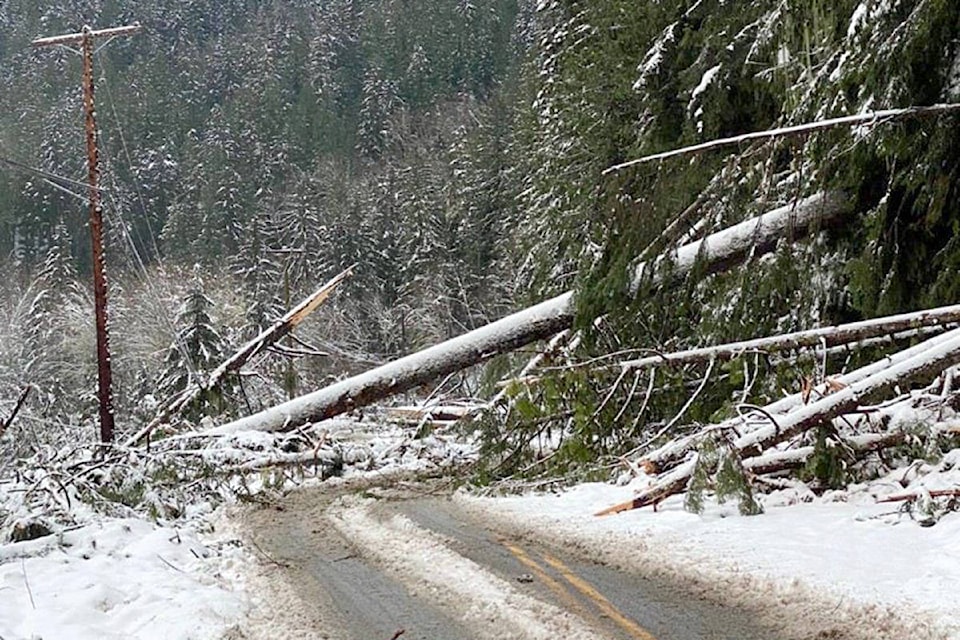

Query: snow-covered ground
[0,414,956,639]
[0,417,474,640]
[0,518,246,640]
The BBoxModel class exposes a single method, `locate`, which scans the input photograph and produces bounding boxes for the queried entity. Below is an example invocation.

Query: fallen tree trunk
[211,192,848,435]
[639,328,960,474]
[597,327,960,515]
[617,305,960,371]
[501,307,958,389]
[742,431,905,475]
[876,488,960,503]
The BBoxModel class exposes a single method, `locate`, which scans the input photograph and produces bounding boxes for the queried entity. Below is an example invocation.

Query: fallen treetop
[210,192,849,435]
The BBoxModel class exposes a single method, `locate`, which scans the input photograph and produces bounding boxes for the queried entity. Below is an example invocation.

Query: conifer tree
[158,272,228,420]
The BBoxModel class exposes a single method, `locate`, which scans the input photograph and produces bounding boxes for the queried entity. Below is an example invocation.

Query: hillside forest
[0,0,959,501]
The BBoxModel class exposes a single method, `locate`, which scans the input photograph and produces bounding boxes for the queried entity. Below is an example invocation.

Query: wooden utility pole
[33,23,142,443]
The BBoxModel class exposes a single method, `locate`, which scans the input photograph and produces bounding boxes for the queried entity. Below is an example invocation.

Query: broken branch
[125,266,354,447]
[0,385,32,437]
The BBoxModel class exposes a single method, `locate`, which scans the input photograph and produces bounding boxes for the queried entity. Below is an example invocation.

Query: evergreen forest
[1,0,959,493]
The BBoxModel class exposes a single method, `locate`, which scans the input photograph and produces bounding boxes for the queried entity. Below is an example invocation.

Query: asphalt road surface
[241,480,789,640]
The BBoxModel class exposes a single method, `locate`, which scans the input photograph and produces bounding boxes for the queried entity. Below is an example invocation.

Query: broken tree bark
[210,192,848,435]
[597,327,960,515]
[125,266,353,447]
[640,328,960,474]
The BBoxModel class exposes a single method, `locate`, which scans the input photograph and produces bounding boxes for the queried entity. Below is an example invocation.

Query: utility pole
[32,23,142,444]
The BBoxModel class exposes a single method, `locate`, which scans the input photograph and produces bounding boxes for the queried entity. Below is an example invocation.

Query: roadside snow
[460,477,960,639]
[0,518,245,640]
[0,416,475,640]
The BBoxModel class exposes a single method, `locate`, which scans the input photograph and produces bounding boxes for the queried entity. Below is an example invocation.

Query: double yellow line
[500,539,657,640]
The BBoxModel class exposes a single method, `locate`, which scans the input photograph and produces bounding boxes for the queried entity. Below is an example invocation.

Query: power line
[0,153,108,194]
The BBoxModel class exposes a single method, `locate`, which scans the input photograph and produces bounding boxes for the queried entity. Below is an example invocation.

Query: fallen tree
[500,304,960,388]
[741,431,905,475]
[876,488,960,503]
[617,305,960,371]
[211,192,848,435]
[597,327,960,515]
[638,327,960,474]
[127,266,353,446]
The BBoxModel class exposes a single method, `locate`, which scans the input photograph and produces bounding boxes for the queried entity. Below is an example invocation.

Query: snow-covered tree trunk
[212,192,849,435]
[598,327,960,516]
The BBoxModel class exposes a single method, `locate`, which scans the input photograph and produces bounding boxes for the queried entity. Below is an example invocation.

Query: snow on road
[460,477,960,640]
[329,494,604,640]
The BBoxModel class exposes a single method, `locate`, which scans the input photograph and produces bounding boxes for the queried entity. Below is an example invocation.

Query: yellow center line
[540,551,658,640]
[499,538,586,615]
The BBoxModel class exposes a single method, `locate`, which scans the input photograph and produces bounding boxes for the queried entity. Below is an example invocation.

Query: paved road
[390,498,781,640]
[242,481,787,640]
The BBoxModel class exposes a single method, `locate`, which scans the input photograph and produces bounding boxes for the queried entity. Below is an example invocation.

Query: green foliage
[801,426,848,490]
[685,440,718,515]
[158,273,230,420]
[685,438,762,515]
[473,0,960,494]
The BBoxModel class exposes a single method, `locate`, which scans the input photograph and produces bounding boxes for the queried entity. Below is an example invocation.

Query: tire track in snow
[329,495,606,640]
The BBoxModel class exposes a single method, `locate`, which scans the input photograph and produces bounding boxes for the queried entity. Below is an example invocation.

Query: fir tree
[158,273,228,420]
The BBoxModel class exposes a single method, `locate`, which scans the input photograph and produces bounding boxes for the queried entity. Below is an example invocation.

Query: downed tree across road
[596,327,960,516]
[211,192,848,435]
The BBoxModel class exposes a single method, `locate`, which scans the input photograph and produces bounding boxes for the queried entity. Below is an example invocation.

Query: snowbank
[0,518,245,640]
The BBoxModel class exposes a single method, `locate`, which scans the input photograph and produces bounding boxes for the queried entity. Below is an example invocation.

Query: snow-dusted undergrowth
[0,416,477,639]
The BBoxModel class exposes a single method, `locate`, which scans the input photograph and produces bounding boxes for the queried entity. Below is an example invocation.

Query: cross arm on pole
[31,23,141,48]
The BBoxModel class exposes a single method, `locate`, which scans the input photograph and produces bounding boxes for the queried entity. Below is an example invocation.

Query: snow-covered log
[629,192,846,294]
[640,328,960,474]
[742,431,905,475]
[211,192,848,435]
[618,304,960,371]
[876,489,960,503]
[504,304,959,388]
[598,328,960,515]
[210,292,576,434]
